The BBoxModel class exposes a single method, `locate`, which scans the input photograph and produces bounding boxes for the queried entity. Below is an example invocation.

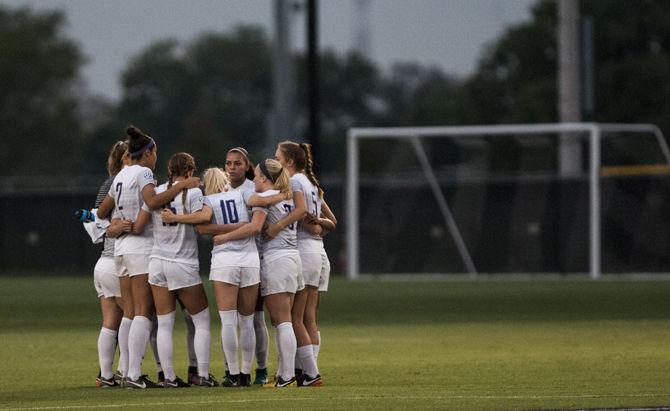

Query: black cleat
[297,373,323,387]
[193,374,219,387]
[123,374,159,389]
[238,373,251,387]
[187,366,199,385]
[162,376,190,388]
[222,373,239,387]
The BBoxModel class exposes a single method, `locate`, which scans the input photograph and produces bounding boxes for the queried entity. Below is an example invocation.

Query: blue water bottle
[75,209,95,222]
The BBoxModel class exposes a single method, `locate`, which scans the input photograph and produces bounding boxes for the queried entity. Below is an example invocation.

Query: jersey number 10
[220,200,240,224]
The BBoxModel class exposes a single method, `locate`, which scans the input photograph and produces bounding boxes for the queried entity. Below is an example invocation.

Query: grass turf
[1,275,670,410]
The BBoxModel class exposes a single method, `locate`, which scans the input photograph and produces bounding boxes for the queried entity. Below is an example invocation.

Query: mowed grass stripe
[1,275,670,409]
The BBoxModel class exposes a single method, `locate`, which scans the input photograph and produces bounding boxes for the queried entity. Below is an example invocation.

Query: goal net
[346,123,670,279]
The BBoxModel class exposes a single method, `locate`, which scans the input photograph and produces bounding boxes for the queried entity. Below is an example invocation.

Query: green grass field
[2,275,670,410]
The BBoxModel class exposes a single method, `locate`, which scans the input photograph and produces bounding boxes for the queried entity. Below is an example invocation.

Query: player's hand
[160,208,176,223]
[262,223,280,240]
[304,213,319,225]
[179,177,201,189]
[121,219,133,232]
[213,234,227,245]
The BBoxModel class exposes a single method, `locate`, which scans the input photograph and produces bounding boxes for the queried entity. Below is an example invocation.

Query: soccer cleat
[222,373,240,387]
[297,373,322,387]
[263,376,296,388]
[238,373,251,387]
[187,366,199,385]
[113,371,124,386]
[157,371,165,385]
[253,368,268,385]
[123,375,159,389]
[97,375,119,388]
[192,374,219,387]
[162,376,190,388]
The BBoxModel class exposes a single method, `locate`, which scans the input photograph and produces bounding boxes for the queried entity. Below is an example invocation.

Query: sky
[0,0,536,101]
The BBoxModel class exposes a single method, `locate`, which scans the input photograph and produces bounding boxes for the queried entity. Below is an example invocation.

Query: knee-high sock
[149,314,162,373]
[191,307,211,378]
[98,327,118,379]
[276,322,296,381]
[297,344,318,377]
[156,311,176,381]
[183,309,197,367]
[117,317,132,377]
[238,313,256,375]
[253,310,269,369]
[219,310,239,375]
[313,330,321,359]
[127,315,152,381]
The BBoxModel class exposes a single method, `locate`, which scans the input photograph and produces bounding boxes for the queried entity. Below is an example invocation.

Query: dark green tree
[115,26,272,175]
[0,6,85,175]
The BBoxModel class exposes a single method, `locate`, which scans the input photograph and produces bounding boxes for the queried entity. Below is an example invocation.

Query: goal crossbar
[346,123,669,280]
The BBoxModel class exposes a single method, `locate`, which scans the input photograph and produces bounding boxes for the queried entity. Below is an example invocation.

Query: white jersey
[228,179,255,195]
[110,164,154,255]
[204,189,258,259]
[145,183,203,264]
[257,189,298,262]
[291,173,325,253]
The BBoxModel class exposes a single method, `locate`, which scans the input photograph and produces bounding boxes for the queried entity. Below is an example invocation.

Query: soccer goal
[346,123,670,280]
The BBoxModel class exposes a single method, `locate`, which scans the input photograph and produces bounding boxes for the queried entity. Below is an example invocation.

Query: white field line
[4,393,670,410]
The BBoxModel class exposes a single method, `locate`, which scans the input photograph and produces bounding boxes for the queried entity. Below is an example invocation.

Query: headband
[129,138,155,157]
[259,160,278,183]
[228,147,250,161]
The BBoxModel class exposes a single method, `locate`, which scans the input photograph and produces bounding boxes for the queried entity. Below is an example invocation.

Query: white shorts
[260,254,302,297]
[300,251,330,290]
[210,266,260,288]
[115,254,150,277]
[148,258,202,291]
[94,256,121,298]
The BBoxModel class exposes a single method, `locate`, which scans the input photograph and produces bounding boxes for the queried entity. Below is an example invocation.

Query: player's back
[111,164,154,255]
[205,190,256,255]
[149,184,202,263]
[257,189,297,259]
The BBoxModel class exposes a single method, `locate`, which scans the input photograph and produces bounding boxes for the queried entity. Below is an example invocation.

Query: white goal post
[346,123,670,280]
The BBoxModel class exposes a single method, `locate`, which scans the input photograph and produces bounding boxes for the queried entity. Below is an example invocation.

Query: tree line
[2,0,670,178]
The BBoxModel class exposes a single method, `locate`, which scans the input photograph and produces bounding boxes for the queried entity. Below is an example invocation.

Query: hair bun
[126,125,142,139]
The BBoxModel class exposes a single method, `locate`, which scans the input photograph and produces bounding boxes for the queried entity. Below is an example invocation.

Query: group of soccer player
[89,125,335,389]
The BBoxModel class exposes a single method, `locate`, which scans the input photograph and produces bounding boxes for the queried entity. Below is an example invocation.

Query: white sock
[297,345,318,377]
[183,309,197,368]
[276,322,296,381]
[273,329,280,378]
[191,307,211,378]
[314,331,321,359]
[150,315,162,373]
[238,313,256,375]
[253,310,269,369]
[127,315,152,381]
[98,327,118,379]
[156,311,176,381]
[117,317,132,377]
[219,310,239,375]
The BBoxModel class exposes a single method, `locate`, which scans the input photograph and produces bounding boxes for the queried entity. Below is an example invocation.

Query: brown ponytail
[107,140,128,176]
[167,152,196,210]
[299,142,323,197]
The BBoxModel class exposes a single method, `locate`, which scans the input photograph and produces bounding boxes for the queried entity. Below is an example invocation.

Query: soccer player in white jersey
[90,140,128,387]
[225,147,270,385]
[128,152,216,388]
[167,166,286,387]
[276,141,336,382]
[101,125,200,389]
[274,141,336,387]
[225,159,303,388]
